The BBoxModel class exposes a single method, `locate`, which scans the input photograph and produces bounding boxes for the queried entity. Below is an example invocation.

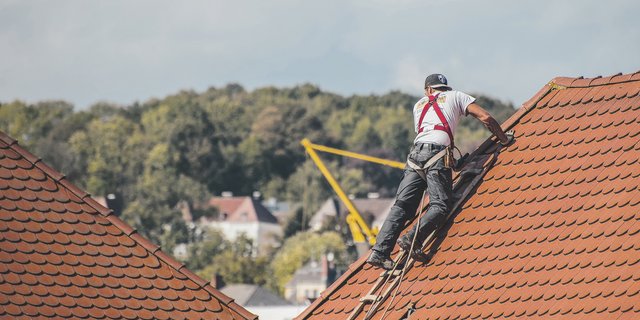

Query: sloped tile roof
[295,71,640,320]
[0,132,257,320]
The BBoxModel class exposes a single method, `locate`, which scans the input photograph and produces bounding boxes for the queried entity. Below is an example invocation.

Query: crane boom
[301,138,404,247]
[302,140,405,169]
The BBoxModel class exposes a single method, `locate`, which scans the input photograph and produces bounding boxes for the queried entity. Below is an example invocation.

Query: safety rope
[377,190,429,320]
[362,248,405,319]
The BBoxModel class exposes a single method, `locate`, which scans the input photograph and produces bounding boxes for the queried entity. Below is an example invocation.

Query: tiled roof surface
[295,71,640,320]
[0,132,257,320]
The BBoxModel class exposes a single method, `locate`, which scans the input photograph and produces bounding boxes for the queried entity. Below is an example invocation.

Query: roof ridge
[550,70,640,88]
[0,130,258,320]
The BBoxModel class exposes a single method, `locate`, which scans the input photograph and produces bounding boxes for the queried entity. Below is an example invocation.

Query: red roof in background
[208,196,279,224]
[209,197,246,216]
[0,132,257,319]
[296,71,640,320]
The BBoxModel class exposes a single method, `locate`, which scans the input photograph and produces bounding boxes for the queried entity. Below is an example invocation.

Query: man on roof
[366,73,513,270]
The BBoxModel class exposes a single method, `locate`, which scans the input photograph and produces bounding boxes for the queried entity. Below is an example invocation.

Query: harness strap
[416,94,437,134]
[406,148,448,182]
[417,93,455,148]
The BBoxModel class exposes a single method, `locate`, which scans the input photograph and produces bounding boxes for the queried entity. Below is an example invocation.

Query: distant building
[310,197,394,233]
[284,254,341,304]
[221,284,291,307]
[245,305,308,320]
[200,196,282,255]
[262,197,294,222]
[214,278,306,319]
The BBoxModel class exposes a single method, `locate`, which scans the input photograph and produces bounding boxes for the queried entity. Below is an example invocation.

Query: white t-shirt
[413,90,475,146]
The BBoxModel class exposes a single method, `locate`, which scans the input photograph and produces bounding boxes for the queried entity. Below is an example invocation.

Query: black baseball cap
[424,73,451,90]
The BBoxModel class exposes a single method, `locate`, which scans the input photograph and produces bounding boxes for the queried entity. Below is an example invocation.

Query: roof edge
[0,132,17,146]
[466,76,555,160]
[0,130,258,320]
[551,70,640,88]
[462,70,640,156]
[468,70,640,159]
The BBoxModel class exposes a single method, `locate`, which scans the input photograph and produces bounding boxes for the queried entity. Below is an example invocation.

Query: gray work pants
[372,142,453,256]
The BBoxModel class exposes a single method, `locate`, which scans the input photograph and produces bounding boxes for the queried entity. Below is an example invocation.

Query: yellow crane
[301,138,405,248]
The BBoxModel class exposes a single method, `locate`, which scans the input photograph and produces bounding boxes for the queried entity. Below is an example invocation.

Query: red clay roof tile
[295,72,640,319]
[0,132,257,320]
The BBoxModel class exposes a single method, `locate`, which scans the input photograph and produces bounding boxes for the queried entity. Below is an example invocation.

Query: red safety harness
[417,93,455,148]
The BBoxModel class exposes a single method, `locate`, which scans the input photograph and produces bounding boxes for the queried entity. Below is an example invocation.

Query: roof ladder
[347,249,411,320]
[346,152,498,320]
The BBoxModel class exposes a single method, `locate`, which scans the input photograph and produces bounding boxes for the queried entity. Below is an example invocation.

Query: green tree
[284,161,331,225]
[141,101,221,183]
[196,234,270,286]
[185,228,227,271]
[68,115,145,196]
[121,142,211,246]
[282,206,306,239]
[271,231,348,292]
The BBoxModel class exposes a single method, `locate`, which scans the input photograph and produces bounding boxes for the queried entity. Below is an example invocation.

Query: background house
[221,284,291,307]
[310,197,394,235]
[284,254,342,304]
[200,195,282,255]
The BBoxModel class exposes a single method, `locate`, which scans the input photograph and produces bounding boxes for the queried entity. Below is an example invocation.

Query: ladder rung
[385,269,403,277]
[360,294,378,302]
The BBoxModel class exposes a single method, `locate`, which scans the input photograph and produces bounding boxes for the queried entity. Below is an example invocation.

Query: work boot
[410,249,432,263]
[366,250,395,270]
[397,236,413,252]
[398,235,431,262]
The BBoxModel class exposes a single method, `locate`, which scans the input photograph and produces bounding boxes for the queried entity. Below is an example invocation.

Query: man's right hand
[500,130,515,146]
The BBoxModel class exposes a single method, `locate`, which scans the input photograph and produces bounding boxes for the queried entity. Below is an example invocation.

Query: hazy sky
[1,0,638,109]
